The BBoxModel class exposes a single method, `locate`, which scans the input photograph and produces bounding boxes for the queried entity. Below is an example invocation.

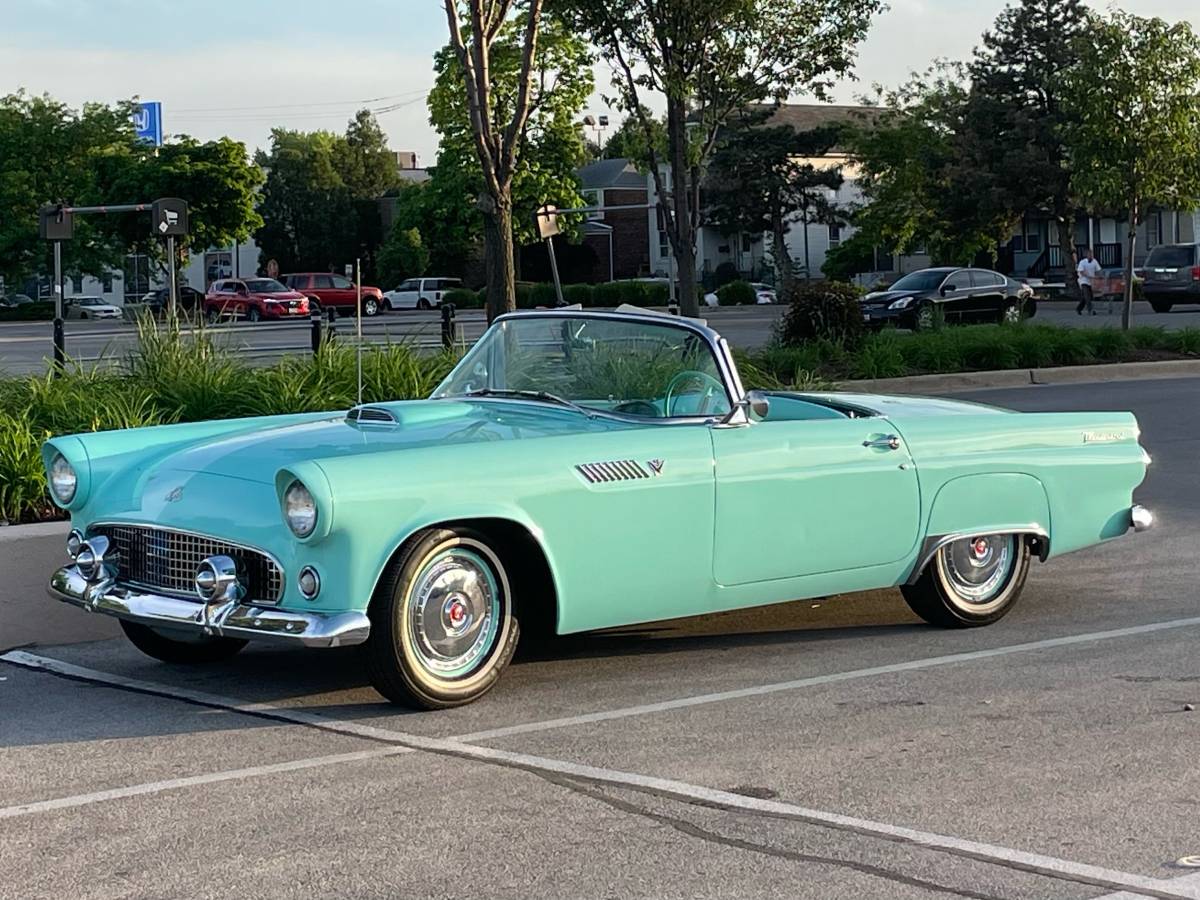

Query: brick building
[578,158,651,282]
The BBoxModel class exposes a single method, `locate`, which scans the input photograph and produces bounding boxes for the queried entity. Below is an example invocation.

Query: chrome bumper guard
[48,566,371,648]
[1130,504,1154,533]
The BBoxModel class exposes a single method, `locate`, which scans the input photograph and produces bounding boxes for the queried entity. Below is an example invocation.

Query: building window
[101,273,113,294]
[658,229,670,258]
[1147,213,1161,248]
[828,224,842,247]
[741,233,752,252]
[71,275,83,293]
[1024,222,1042,253]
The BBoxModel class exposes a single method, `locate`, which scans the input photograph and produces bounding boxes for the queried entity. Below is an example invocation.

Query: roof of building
[755,103,880,132]
[579,158,647,191]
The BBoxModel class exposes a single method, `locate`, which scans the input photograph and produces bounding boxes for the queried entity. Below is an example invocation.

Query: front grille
[91,524,283,604]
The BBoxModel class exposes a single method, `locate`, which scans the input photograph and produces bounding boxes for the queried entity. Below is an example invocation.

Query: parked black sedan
[860,267,1035,330]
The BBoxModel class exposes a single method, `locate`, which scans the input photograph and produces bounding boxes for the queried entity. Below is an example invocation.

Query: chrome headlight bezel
[49,453,78,504]
[283,480,318,538]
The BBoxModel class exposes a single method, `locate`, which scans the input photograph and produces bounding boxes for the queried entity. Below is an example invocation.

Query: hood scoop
[346,405,398,426]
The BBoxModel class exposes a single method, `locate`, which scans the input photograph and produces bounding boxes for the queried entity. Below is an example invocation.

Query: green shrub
[0,301,54,322]
[1087,328,1133,360]
[1128,326,1166,350]
[713,261,740,288]
[0,412,53,524]
[958,326,1021,371]
[852,333,908,379]
[716,280,757,306]
[777,280,865,348]
[1009,327,1056,369]
[1167,328,1200,355]
[441,288,480,309]
[562,284,595,306]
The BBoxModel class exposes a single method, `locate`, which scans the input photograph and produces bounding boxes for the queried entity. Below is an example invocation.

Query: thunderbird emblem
[647,459,665,476]
[164,486,184,503]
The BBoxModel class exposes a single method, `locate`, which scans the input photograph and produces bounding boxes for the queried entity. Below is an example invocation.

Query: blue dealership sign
[133,102,163,146]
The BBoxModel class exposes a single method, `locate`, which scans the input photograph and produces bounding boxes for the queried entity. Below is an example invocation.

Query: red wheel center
[972,538,989,557]
[448,600,467,625]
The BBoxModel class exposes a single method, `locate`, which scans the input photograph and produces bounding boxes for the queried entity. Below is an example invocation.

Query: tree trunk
[772,206,793,296]
[665,98,699,318]
[1054,206,1078,300]
[481,192,516,323]
[1123,211,1138,331]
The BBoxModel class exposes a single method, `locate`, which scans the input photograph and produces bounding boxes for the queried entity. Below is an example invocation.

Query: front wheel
[1000,301,1021,325]
[247,306,261,323]
[900,533,1030,628]
[913,302,935,332]
[120,620,247,664]
[363,297,379,317]
[364,527,519,709]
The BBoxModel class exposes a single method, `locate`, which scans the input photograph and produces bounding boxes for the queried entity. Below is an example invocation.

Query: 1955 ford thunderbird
[43,308,1153,708]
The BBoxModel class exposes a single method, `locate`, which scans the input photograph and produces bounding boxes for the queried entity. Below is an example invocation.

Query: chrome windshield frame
[430,309,749,425]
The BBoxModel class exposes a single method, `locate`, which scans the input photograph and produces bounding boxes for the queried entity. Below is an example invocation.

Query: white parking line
[0,748,410,821]
[455,616,1200,742]
[4,649,1200,899]
[1097,873,1200,900]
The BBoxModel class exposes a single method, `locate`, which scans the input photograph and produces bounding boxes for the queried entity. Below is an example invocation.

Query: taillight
[1191,266,1200,282]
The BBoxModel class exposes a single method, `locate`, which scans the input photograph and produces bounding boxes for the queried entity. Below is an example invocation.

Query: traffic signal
[38,205,74,241]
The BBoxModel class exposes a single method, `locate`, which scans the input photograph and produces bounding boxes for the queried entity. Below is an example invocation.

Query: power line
[172,90,426,114]
[173,95,426,122]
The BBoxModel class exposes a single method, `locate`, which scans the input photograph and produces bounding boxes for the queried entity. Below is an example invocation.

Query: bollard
[52,317,65,374]
[310,311,322,355]
[441,303,457,350]
[326,305,338,342]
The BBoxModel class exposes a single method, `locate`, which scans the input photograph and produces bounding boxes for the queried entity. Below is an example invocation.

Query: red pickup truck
[281,273,386,316]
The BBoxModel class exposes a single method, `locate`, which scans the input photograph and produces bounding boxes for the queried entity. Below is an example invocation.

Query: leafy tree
[967,0,1091,294]
[705,110,844,292]
[377,225,431,289]
[254,110,398,279]
[1061,11,1200,328]
[0,92,262,291]
[255,129,356,275]
[432,9,592,317]
[389,178,482,281]
[847,65,1015,267]
[559,0,883,316]
[601,108,666,166]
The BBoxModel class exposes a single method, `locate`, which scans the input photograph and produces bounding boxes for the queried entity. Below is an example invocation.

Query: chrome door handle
[863,435,901,450]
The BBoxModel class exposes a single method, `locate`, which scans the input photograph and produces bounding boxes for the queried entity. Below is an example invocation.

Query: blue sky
[2,0,1195,165]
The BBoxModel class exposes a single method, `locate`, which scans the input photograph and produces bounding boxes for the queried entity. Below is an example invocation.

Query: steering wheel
[613,399,662,418]
[663,370,725,417]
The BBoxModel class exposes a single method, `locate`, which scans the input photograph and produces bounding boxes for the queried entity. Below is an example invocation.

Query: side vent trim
[575,460,651,483]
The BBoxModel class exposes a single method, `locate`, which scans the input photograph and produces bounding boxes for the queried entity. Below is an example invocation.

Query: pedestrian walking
[1076,248,1102,315]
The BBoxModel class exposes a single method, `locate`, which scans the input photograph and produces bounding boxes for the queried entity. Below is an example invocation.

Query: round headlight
[49,453,77,504]
[284,480,317,538]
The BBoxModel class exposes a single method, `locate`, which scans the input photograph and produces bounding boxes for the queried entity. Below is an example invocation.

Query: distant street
[1,300,1198,375]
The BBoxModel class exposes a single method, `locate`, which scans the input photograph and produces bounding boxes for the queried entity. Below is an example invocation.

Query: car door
[392,279,419,308]
[329,274,357,309]
[710,413,921,586]
[936,269,970,321]
[966,270,1004,320]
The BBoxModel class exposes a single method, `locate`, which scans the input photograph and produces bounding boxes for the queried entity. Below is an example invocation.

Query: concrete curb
[840,358,1200,395]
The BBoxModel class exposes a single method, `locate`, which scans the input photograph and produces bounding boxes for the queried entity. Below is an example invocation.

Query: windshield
[888,271,952,292]
[244,278,290,293]
[1146,246,1196,268]
[433,315,734,420]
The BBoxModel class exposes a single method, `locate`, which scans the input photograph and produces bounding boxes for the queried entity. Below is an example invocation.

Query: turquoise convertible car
[44,308,1153,708]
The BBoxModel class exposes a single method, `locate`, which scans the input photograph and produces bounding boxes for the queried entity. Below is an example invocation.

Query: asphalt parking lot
[3,376,1200,900]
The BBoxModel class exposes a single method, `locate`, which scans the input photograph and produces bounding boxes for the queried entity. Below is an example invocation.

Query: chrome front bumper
[48,566,371,648]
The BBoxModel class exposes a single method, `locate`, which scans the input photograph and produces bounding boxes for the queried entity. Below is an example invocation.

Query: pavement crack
[539,771,1013,900]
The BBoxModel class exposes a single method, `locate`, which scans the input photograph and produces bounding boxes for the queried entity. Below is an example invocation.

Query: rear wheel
[120,620,247,664]
[364,527,519,709]
[901,533,1030,628]
[1150,300,1173,314]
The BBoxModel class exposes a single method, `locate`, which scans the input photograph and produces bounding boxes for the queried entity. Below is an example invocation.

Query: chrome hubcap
[939,534,1015,605]
[408,547,500,679]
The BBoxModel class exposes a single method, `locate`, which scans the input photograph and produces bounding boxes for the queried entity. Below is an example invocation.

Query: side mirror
[941,283,956,294]
[746,390,770,419]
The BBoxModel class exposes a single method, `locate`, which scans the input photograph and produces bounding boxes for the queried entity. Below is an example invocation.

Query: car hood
[252,291,307,301]
[150,399,634,484]
[800,392,1012,418]
[861,289,922,304]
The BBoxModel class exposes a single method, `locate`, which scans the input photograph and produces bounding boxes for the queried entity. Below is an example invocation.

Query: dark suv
[1142,244,1200,313]
[281,273,385,317]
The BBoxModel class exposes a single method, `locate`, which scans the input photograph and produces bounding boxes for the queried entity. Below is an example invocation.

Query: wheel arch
[369,514,561,637]
[909,473,1051,583]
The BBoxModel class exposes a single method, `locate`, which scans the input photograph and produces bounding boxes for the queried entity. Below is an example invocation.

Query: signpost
[133,102,164,147]
[38,198,189,368]
[535,204,565,307]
